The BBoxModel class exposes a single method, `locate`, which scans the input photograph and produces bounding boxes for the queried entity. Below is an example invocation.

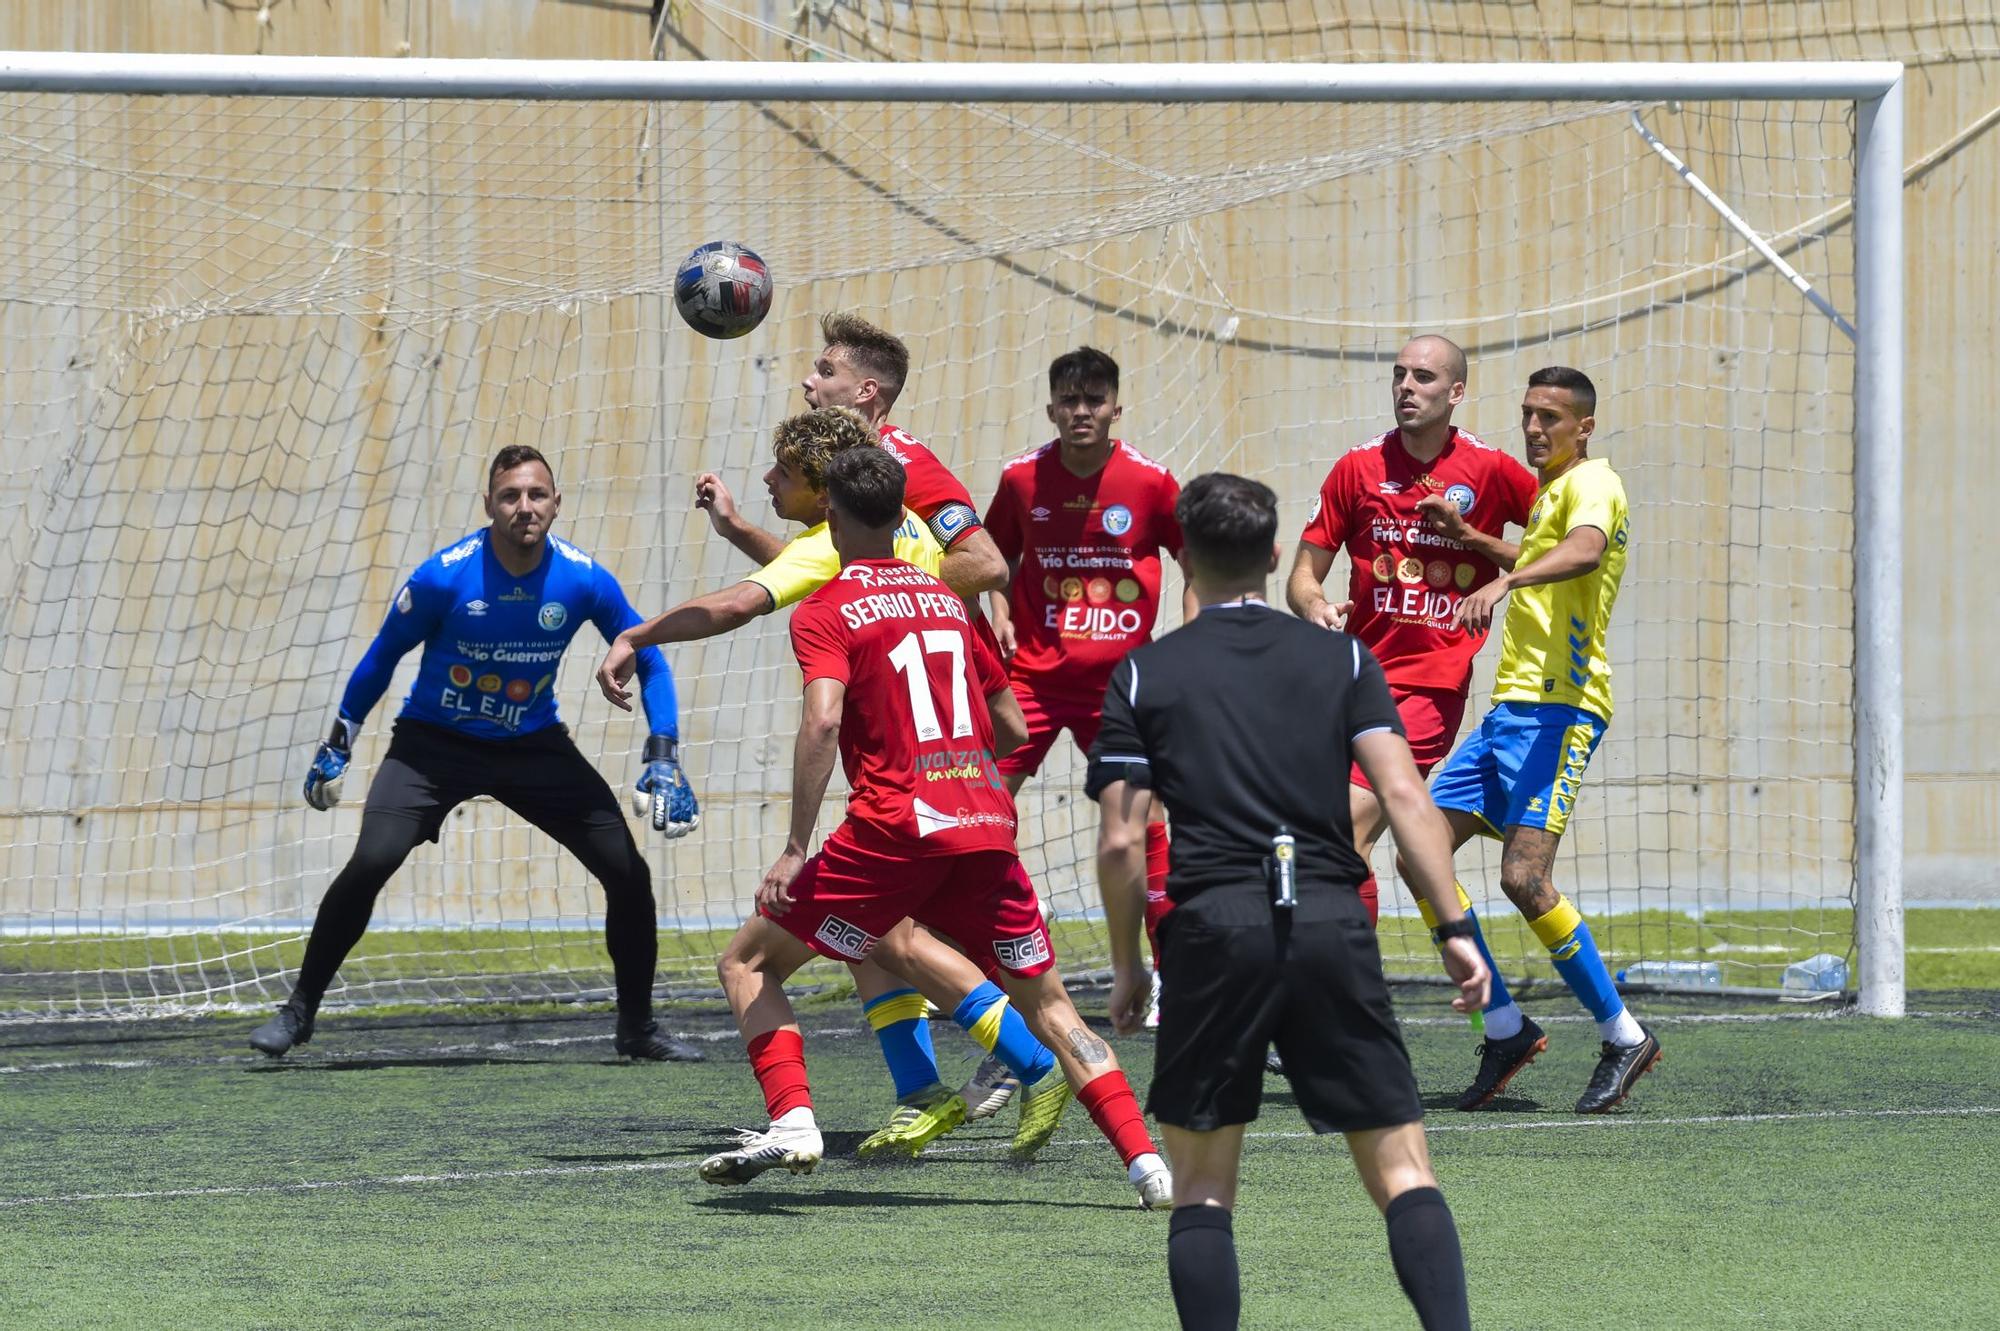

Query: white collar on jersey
[1208,594,1272,611]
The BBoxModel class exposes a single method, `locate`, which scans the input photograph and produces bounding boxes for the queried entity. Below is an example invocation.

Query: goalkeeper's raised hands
[633,734,700,838]
[303,716,359,810]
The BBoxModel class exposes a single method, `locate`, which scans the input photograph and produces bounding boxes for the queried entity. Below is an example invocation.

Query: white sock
[1600,1008,1645,1047]
[773,1106,818,1132]
[1128,1151,1166,1183]
[1483,1002,1525,1041]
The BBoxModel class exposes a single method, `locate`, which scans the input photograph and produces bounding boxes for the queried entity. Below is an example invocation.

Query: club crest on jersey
[992,930,1052,972]
[1101,504,1133,537]
[1445,483,1476,514]
[537,602,567,631]
[814,915,879,961]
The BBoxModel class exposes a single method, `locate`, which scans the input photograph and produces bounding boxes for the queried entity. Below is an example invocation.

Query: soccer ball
[673,240,773,339]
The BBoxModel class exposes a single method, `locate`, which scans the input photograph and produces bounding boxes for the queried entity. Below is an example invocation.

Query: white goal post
[0,56,1905,1017]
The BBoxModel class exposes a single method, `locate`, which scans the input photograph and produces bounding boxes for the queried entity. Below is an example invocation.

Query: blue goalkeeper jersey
[337,529,679,741]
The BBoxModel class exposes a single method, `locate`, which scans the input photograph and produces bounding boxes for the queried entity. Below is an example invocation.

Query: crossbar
[0,53,1904,103]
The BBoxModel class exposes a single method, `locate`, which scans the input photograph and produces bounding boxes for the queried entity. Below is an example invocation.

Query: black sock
[1384,1187,1471,1331]
[1168,1205,1240,1331]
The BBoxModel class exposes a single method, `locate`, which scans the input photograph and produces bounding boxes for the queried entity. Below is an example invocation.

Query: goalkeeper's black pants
[293,719,658,1017]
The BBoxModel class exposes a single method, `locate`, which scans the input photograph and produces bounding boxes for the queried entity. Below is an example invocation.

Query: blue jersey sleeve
[339,566,448,726]
[592,563,680,739]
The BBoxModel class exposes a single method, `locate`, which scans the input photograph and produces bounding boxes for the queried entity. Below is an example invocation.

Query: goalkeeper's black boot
[614,1016,705,1063]
[249,996,316,1057]
[1454,1017,1547,1110]
[1575,1025,1662,1114]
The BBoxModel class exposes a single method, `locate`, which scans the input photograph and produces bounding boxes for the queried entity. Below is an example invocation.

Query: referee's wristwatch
[1432,916,1480,942]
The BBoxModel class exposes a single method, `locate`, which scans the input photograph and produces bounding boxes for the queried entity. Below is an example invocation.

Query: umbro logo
[1031,506,1051,521]
[465,600,488,616]
[1378,482,1404,493]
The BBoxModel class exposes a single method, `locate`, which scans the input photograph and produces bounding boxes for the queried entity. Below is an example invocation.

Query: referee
[1088,473,1489,1331]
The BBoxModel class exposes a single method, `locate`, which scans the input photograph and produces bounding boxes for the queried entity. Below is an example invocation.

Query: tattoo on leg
[1065,1027,1110,1064]
[1499,827,1563,917]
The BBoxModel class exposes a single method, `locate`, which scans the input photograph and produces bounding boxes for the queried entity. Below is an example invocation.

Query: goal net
[0,68,1879,1015]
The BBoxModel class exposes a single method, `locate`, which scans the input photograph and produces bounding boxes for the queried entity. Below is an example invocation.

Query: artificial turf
[7,906,1998,1013]
[2,985,1995,1329]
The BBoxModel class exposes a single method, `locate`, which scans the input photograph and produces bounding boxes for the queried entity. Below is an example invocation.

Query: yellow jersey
[743,507,945,611]
[1492,457,1629,722]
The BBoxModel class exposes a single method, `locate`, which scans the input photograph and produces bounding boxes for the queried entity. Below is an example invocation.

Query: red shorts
[763,826,1057,978]
[995,683,1103,779]
[1349,686,1468,790]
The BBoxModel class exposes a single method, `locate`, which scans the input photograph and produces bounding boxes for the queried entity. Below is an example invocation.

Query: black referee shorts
[1148,880,1422,1135]
[364,718,629,846]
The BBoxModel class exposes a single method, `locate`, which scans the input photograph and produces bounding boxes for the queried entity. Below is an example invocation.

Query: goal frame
[0,53,1906,1016]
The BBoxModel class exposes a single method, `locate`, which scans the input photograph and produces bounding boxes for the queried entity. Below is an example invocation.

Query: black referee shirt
[1085,602,1404,902]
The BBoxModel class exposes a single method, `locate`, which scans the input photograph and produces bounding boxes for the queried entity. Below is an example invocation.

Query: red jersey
[984,440,1182,700]
[790,558,1018,855]
[878,423,983,550]
[1299,427,1537,694]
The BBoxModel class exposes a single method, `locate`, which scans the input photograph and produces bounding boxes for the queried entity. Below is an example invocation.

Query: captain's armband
[926,501,981,549]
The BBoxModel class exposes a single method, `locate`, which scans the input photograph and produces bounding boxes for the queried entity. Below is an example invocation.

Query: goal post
[0,56,1904,1018]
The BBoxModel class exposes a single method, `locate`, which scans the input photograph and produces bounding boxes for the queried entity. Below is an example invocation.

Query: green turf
[8,909,1999,1013]
[1,988,1995,1329]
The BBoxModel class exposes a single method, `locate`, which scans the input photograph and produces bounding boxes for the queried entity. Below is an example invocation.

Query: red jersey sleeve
[1155,469,1184,557]
[789,595,852,687]
[971,617,1008,696]
[879,426,976,519]
[1299,457,1350,551]
[982,469,1025,564]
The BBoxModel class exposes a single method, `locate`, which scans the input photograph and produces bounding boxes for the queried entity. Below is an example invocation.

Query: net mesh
[0,82,1858,1014]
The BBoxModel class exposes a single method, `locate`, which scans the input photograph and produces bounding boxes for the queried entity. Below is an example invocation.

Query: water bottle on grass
[1616,960,1722,989]
[1781,953,1848,993]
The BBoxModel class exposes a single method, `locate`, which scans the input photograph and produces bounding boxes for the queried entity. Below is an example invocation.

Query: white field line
[1704,943,2000,955]
[0,1024,868,1075]
[3,1008,1994,1077]
[4,1105,1995,1211]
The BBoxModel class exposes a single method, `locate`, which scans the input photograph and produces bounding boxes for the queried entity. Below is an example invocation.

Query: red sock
[1078,1069,1156,1167]
[745,1029,812,1121]
[1144,821,1174,965]
[1359,873,1380,927]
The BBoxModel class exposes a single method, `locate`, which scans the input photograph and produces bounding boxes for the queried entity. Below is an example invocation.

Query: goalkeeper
[250,445,703,1063]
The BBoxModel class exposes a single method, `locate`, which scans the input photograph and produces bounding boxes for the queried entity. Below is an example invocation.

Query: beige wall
[0,1,1991,1010]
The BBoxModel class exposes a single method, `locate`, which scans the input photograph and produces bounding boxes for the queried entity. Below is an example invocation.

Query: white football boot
[698,1120,824,1186]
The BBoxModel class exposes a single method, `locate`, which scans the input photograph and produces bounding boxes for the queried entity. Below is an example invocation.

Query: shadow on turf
[694,1188,1133,1214]
[246,1055,554,1072]
[1264,1084,1546,1115]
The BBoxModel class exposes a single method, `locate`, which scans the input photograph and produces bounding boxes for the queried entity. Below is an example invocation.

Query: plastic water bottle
[1781,953,1849,993]
[1615,960,1722,989]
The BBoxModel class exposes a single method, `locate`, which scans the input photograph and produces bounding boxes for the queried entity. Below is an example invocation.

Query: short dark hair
[825,444,907,530]
[1527,365,1597,416]
[821,311,910,409]
[1176,472,1278,581]
[1049,346,1119,397]
[489,444,553,489]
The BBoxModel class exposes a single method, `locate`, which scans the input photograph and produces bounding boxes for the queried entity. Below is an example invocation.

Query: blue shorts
[1428,702,1607,839]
